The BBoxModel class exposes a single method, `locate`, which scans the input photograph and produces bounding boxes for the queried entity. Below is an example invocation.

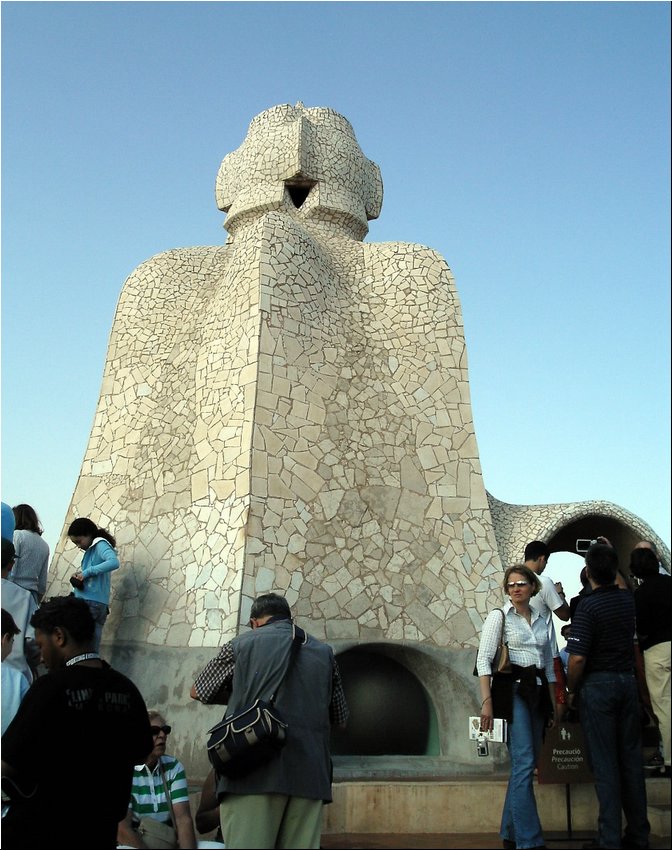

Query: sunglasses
[506,581,530,588]
[150,725,172,736]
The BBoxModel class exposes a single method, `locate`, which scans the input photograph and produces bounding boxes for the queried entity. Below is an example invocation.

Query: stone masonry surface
[49,103,669,654]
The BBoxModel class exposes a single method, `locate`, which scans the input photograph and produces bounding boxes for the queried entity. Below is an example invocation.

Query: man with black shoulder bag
[190,592,349,850]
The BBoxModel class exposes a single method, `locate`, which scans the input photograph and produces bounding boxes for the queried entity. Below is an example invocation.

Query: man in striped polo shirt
[117,709,197,848]
[567,543,650,850]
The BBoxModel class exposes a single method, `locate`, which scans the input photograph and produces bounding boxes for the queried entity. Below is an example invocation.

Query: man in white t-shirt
[524,540,570,717]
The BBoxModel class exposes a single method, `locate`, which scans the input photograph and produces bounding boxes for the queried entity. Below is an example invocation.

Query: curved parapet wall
[488,492,670,574]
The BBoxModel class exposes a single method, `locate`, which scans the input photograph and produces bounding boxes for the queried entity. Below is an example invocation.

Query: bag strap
[158,756,177,829]
[269,623,305,706]
[497,607,507,643]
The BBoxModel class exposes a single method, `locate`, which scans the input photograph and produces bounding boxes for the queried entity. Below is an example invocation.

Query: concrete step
[646,777,671,806]
[322,834,671,849]
[647,803,671,837]
[323,776,671,837]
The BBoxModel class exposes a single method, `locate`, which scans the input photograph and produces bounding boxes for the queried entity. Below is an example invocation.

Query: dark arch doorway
[330,646,438,756]
[547,512,665,579]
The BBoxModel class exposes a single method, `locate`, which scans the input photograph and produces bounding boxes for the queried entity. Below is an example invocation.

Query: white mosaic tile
[49,104,669,654]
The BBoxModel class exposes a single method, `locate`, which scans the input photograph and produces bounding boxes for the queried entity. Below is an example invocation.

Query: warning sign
[537,721,594,784]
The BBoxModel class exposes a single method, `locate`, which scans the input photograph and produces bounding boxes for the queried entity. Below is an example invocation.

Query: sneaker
[643,753,664,771]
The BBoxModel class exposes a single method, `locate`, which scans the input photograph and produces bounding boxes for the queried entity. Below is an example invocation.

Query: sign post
[537,719,594,841]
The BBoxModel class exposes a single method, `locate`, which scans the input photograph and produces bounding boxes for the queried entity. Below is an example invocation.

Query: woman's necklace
[65,653,101,666]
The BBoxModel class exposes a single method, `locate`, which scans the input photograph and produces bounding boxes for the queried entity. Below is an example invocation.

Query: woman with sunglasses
[476,564,557,850]
[117,709,197,849]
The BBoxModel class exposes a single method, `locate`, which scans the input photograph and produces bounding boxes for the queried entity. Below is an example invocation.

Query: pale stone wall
[50,103,503,651]
[47,104,668,783]
[52,239,261,647]
[243,216,500,648]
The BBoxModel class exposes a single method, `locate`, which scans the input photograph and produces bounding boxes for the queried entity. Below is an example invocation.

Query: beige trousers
[219,792,323,849]
[644,640,671,766]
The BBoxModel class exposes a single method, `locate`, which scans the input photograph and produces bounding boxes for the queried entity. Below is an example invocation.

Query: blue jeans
[84,600,109,653]
[580,671,650,849]
[500,685,545,849]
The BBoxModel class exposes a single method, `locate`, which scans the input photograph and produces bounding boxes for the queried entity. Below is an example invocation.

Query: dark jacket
[216,619,336,801]
[634,573,671,651]
[491,663,554,724]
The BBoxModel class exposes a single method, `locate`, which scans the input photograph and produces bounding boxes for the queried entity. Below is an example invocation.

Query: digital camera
[576,538,598,554]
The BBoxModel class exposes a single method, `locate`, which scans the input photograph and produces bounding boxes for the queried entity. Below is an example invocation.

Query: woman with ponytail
[67,517,119,652]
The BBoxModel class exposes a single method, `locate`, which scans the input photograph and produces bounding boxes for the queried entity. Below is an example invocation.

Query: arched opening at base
[330,645,439,756]
[549,513,638,560]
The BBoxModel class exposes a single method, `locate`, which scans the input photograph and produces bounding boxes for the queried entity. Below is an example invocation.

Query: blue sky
[2,2,670,601]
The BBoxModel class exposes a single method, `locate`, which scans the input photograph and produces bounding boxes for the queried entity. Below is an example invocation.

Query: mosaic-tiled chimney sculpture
[50,104,668,775]
[52,103,503,647]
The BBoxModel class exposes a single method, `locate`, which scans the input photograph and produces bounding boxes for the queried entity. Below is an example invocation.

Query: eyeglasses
[506,581,530,588]
[150,725,172,736]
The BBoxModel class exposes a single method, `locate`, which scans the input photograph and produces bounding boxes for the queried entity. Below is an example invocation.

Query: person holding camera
[67,516,119,652]
[476,564,556,850]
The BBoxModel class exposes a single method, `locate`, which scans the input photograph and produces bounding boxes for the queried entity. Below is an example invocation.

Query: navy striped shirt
[566,585,636,673]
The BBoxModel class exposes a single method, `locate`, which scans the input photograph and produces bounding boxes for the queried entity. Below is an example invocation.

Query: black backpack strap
[269,624,305,706]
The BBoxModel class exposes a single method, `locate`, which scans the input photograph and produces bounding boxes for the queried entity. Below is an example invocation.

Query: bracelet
[481,697,492,707]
